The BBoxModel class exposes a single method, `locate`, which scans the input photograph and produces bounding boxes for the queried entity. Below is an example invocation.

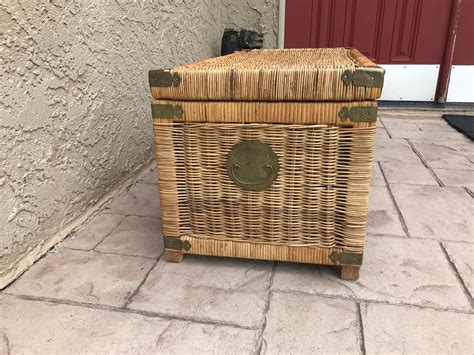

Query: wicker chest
[149,48,384,280]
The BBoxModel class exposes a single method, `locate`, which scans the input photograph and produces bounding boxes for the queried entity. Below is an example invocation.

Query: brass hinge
[341,67,384,88]
[149,69,181,88]
[151,104,184,119]
[164,237,191,251]
[338,106,377,123]
[329,251,363,265]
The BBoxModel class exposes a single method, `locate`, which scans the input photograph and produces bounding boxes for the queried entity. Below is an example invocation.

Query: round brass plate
[226,140,279,191]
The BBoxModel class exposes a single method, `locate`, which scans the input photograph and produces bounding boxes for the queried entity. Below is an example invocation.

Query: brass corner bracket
[164,237,191,251]
[151,104,184,119]
[338,106,377,123]
[341,67,384,88]
[329,251,363,266]
[149,69,181,88]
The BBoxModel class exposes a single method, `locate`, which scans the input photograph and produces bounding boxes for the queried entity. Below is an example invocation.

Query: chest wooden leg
[164,250,184,263]
[340,265,360,281]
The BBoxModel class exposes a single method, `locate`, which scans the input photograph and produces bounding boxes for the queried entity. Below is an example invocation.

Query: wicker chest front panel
[155,122,375,254]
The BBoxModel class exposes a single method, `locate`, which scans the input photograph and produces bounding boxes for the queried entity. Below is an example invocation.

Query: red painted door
[452,0,474,65]
[285,0,452,64]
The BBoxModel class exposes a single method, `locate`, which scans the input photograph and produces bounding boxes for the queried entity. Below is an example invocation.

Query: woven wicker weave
[150,48,383,101]
[150,48,383,280]
[155,122,375,249]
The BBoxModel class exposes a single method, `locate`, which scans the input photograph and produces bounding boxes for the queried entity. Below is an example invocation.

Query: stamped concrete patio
[1,115,473,354]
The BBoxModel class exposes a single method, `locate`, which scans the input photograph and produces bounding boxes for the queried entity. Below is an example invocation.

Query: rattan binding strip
[180,237,361,266]
[152,100,377,126]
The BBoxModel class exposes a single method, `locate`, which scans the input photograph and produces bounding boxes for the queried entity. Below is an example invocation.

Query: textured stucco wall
[223,0,279,48]
[0,0,278,288]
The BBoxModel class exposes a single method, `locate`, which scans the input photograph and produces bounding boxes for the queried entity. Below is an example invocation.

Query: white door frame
[278,0,286,48]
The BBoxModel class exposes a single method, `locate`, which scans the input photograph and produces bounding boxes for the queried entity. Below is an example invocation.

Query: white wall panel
[379,65,440,101]
[446,65,474,103]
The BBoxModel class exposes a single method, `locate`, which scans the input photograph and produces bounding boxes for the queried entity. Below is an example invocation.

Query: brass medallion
[226,140,279,191]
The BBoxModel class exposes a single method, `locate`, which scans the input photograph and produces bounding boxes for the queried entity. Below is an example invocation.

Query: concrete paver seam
[366,233,474,245]
[60,247,159,260]
[356,302,367,355]
[405,138,445,187]
[464,187,473,198]
[379,118,393,138]
[439,242,474,308]
[3,293,257,331]
[123,257,161,308]
[91,214,128,251]
[377,162,411,237]
[270,289,474,315]
[254,262,276,355]
[102,213,162,220]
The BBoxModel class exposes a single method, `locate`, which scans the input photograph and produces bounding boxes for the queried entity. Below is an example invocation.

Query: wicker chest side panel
[154,121,375,258]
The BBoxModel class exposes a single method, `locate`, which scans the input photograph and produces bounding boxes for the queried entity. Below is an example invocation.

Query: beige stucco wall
[223,0,279,48]
[0,0,278,288]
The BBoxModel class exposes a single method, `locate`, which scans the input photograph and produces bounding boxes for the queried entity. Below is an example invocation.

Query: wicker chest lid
[149,47,384,102]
